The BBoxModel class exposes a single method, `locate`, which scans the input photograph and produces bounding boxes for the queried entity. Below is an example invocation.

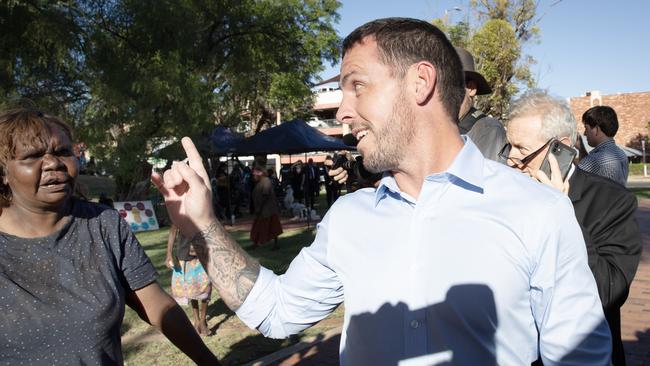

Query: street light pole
[444,7,462,24]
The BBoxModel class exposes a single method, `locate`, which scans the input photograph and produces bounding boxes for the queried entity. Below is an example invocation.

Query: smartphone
[539,140,577,181]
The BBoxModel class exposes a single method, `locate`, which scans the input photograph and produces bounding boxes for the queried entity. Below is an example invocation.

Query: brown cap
[455,47,492,95]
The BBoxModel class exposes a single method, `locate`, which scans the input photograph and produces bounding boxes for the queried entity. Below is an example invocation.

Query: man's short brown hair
[582,105,619,137]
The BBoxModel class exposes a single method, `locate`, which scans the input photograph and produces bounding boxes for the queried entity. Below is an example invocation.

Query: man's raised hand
[151,137,216,238]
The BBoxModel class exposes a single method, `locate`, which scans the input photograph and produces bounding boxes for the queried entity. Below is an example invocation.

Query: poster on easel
[114,200,160,232]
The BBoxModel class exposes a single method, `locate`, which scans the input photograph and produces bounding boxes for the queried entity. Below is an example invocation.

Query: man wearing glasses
[505,91,642,366]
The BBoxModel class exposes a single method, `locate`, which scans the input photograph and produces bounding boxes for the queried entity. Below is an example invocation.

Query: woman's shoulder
[72,198,119,223]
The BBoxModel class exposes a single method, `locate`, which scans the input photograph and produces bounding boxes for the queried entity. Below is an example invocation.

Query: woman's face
[5,125,79,210]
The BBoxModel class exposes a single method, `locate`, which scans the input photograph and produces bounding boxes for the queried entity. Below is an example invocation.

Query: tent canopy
[211,125,244,155]
[231,119,353,155]
[153,126,243,160]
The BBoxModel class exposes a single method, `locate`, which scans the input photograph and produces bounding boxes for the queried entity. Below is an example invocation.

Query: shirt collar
[374,137,486,206]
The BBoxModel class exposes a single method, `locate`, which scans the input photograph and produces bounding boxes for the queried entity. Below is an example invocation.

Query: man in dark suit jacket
[568,168,641,364]
[505,91,641,365]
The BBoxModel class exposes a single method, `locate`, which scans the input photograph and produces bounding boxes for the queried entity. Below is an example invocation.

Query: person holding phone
[504,91,642,366]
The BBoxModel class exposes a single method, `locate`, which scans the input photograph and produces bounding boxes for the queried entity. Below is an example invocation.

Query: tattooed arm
[191,220,260,310]
[151,138,261,310]
[152,138,343,337]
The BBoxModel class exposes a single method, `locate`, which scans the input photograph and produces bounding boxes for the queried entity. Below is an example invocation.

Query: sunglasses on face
[498,138,555,167]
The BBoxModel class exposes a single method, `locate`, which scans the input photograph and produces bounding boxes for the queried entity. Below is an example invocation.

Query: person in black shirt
[0,108,219,365]
[455,47,507,162]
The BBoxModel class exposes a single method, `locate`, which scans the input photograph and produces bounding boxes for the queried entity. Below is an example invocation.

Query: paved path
[250,198,650,366]
[627,175,650,189]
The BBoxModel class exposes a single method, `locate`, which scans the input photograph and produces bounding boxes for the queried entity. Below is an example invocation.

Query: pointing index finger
[181,137,210,187]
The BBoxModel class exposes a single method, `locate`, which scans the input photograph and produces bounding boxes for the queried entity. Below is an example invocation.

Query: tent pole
[305,152,310,230]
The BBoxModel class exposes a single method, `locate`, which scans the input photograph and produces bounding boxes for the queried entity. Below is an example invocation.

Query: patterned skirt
[171,258,212,305]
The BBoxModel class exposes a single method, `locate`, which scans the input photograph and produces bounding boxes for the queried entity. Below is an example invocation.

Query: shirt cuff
[235,266,277,330]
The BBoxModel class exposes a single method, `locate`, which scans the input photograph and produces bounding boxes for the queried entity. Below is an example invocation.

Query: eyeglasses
[498,138,555,167]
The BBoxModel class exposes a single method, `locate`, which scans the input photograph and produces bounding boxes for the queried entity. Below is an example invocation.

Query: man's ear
[413,61,436,105]
[593,125,603,137]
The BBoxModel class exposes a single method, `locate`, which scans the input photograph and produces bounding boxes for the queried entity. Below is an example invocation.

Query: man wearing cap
[456,47,507,162]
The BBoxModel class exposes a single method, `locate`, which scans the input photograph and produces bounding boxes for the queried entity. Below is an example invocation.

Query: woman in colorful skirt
[165,224,212,336]
[250,167,283,250]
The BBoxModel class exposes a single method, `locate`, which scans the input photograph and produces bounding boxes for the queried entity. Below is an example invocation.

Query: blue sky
[318,0,650,99]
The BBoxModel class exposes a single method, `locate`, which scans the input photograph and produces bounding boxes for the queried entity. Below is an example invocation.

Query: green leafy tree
[434,0,550,118]
[0,1,87,118]
[1,0,341,199]
[470,19,521,118]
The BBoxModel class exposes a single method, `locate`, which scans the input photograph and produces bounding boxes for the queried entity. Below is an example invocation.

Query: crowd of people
[0,16,644,366]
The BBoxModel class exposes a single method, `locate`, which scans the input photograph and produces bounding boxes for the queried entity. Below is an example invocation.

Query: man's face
[336,38,415,173]
[506,115,550,176]
[459,79,478,118]
[583,123,597,147]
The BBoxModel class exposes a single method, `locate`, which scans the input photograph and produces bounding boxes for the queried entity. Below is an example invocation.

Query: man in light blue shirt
[153,18,611,365]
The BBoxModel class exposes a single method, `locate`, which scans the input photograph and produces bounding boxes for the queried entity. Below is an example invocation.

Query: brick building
[569,91,650,149]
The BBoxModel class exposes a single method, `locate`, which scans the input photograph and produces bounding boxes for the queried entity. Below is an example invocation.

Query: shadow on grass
[122,341,147,362]
[207,298,235,335]
[262,332,335,366]
[221,333,301,366]
[120,321,132,336]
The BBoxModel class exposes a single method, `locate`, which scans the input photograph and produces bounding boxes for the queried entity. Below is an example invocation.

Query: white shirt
[237,138,611,365]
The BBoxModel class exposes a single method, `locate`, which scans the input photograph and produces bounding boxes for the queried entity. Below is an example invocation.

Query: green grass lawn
[630,188,650,200]
[122,198,344,366]
[629,163,649,177]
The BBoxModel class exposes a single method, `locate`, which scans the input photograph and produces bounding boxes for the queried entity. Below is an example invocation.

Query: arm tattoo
[191,220,260,310]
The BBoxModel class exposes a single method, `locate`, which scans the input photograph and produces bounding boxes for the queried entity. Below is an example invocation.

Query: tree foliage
[0,1,86,117]
[1,0,341,199]
[434,0,546,118]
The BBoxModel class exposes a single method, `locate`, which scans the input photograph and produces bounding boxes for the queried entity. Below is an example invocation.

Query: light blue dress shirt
[237,138,611,365]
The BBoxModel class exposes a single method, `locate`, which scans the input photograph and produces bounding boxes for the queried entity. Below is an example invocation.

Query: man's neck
[391,123,464,199]
[594,137,614,148]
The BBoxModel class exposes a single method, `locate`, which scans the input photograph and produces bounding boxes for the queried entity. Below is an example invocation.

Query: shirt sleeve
[530,196,612,365]
[578,152,602,177]
[236,213,344,338]
[115,214,158,290]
